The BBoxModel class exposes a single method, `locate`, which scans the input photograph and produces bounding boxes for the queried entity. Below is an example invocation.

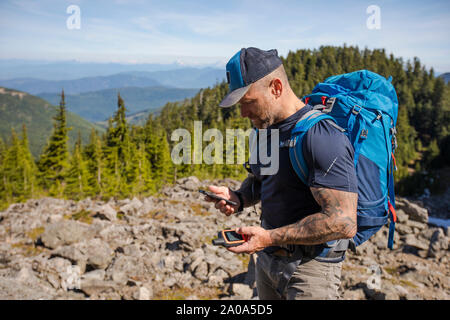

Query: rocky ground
[0,176,448,300]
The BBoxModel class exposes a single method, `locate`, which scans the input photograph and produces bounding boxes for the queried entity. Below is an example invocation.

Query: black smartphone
[199,189,238,206]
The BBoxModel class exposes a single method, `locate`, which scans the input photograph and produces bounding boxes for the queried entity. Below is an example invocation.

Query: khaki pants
[255,250,342,300]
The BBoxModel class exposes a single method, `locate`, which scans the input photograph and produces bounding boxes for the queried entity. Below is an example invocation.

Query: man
[205,47,358,300]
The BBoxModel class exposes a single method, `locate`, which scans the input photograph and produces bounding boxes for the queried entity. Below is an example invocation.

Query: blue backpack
[289,70,399,249]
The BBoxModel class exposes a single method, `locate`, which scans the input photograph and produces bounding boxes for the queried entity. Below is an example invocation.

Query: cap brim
[219,84,251,108]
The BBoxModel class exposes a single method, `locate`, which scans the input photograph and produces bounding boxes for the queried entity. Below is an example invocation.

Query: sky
[0,0,449,72]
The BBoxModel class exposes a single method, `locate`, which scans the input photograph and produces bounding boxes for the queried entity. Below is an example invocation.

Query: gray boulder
[398,200,428,224]
[106,254,148,284]
[51,238,114,272]
[133,286,153,300]
[40,220,96,249]
[177,176,201,191]
[0,277,55,300]
[93,203,117,222]
[395,209,409,223]
[81,269,106,282]
[402,234,429,251]
[119,197,142,216]
[232,283,253,299]
[51,245,88,273]
[428,229,449,258]
[31,256,74,290]
[80,279,118,297]
[405,219,427,231]
[83,239,114,270]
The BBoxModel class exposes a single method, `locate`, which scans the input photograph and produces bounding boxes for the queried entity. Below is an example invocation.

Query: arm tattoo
[269,187,357,246]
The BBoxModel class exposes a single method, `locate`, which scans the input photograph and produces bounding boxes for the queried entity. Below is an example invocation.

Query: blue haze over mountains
[0,60,226,122]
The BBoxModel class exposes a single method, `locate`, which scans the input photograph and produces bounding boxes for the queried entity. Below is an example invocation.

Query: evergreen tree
[1,45,447,201]
[83,128,104,196]
[38,90,71,196]
[145,118,172,188]
[0,137,7,207]
[103,93,134,197]
[65,132,90,199]
[20,124,38,199]
[132,141,155,194]
[1,127,37,201]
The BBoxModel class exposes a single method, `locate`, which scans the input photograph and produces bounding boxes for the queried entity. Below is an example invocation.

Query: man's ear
[270,78,283,98]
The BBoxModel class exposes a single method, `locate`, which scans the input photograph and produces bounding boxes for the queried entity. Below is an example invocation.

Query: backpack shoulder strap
[288,110,335,185]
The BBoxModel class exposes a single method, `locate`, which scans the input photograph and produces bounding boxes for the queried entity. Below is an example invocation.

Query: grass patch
[384,267,398,276]
[202,235,214,244]
[237,254,251,269]
[65,209,93,224]
[26,227,45,241]
[143,209,176,223]
[11,242,44,257]
[153,285,222,300]
[189,203,211,216]
[145,209,166,220]
[382,266,419,288]
[116,212,125,220]
[385,276,419,289]
[341,263,367,273]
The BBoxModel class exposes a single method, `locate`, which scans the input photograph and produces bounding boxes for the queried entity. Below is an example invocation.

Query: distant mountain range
[0,87,104,158]
[119,68,225,89]
[0,67,224,95]
[439,72,450,84]
[0,60,225,81]
[38,86,199,122]
[0,74,161,95]
[0,60,187,80]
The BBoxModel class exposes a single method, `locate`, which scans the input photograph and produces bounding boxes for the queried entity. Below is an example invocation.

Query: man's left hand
[227,226,272,254]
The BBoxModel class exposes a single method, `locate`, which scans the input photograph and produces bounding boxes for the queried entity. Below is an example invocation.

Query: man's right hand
[205,185,240,216]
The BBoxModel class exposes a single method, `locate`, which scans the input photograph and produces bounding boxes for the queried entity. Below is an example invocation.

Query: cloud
[131,11,248,37]
[0,0,449,71]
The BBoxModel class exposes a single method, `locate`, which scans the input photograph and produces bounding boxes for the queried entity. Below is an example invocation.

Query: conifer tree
[0,127,37,201]
[1,45,446,201]
[133,141,155,195]
[144,117,172,188]
[20,124,38,199]
[65,132,90,199]
[38,90,71,195]
[0,137,7,207]
[103,93,133,197]
[83,128,104,195]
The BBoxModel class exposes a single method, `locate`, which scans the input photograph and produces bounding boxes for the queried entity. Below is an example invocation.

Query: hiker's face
[239,81,277,129]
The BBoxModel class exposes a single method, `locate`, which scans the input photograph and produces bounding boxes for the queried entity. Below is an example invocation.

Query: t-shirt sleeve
[302,120,358,193]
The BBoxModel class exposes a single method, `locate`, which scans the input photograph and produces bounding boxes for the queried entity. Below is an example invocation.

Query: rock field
[0,176,448,300]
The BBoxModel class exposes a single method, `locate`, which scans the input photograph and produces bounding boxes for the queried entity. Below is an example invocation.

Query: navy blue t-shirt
[250,104,358,230]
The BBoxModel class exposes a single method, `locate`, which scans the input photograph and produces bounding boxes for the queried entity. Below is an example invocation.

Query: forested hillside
[0,87,105,157]
[0,46,448,209]
[39,86,199,122]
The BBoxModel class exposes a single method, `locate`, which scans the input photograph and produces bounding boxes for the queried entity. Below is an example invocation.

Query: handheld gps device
[199,189,238,207]
[212,229,248,247]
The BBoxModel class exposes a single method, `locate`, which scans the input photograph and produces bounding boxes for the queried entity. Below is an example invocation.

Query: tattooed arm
[227,187,357,254]
[268,187,358,246]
